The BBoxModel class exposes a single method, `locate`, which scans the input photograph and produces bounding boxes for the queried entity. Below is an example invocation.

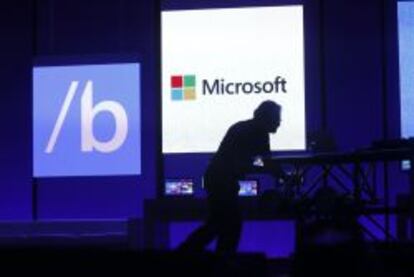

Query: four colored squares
[171,75,196,101]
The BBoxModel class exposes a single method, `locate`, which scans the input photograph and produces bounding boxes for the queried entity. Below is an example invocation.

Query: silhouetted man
[178,100,282,256]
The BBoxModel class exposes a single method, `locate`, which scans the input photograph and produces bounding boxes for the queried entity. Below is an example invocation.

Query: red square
[171,75,183,88]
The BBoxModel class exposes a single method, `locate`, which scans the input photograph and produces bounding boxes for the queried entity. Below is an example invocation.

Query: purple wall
[0,1,33,220]
[324,0,384,148]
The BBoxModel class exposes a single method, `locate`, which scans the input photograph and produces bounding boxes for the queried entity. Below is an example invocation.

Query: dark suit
[179,119,271,255]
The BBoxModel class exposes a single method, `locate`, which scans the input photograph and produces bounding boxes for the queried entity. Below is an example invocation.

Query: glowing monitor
[162,6,306,153]
[165,179,195,196]
[238,180,259,197]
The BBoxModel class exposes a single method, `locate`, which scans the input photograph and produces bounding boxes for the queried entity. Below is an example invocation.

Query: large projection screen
[162,5,306,153]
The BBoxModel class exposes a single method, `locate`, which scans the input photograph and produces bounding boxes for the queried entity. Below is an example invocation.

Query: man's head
[253,100,281,133]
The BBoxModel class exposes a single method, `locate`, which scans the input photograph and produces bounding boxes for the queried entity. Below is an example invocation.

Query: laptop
[164,178,194,196]
[238,179,259,197]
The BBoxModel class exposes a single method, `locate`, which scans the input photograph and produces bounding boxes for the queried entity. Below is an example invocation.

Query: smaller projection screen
[398,1,414,141]
[162,5,306,153]
[398,1,414,170]
[33,63,141,177]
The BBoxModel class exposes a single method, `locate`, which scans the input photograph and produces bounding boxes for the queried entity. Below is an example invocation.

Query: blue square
[33,63,141,177]
[171,89,183,101]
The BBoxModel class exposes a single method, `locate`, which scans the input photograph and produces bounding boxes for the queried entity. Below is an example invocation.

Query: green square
[184,75,196,87]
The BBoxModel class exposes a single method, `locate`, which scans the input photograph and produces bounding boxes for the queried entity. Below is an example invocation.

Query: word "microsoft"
[202,76,287,95]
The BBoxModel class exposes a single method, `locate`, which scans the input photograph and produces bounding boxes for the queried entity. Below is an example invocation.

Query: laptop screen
[238,180,259,196]
[165,179,194,196]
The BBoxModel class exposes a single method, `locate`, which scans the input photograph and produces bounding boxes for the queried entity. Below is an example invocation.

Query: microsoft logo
[171,75,196,101]
[169,74,288,101]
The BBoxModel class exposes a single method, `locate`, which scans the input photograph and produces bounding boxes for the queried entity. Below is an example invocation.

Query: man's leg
[215,196,242,256]
[177,220,218,252]
[177,193,222,252]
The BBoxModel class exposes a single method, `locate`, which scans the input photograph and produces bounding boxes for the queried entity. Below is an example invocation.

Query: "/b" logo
[33,63,141,177]
[45,80,128,154]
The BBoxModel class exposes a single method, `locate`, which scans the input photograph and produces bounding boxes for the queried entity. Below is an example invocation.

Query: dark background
[0,0,409,254]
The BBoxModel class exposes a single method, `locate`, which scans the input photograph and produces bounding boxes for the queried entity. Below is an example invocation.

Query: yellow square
[184,88,196,100]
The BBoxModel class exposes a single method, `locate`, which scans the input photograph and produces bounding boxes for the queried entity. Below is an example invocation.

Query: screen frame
[160,2,310,155]
[32,53,144,179]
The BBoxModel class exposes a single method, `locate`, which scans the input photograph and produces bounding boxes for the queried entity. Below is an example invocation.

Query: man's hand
[253,156,264,167]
